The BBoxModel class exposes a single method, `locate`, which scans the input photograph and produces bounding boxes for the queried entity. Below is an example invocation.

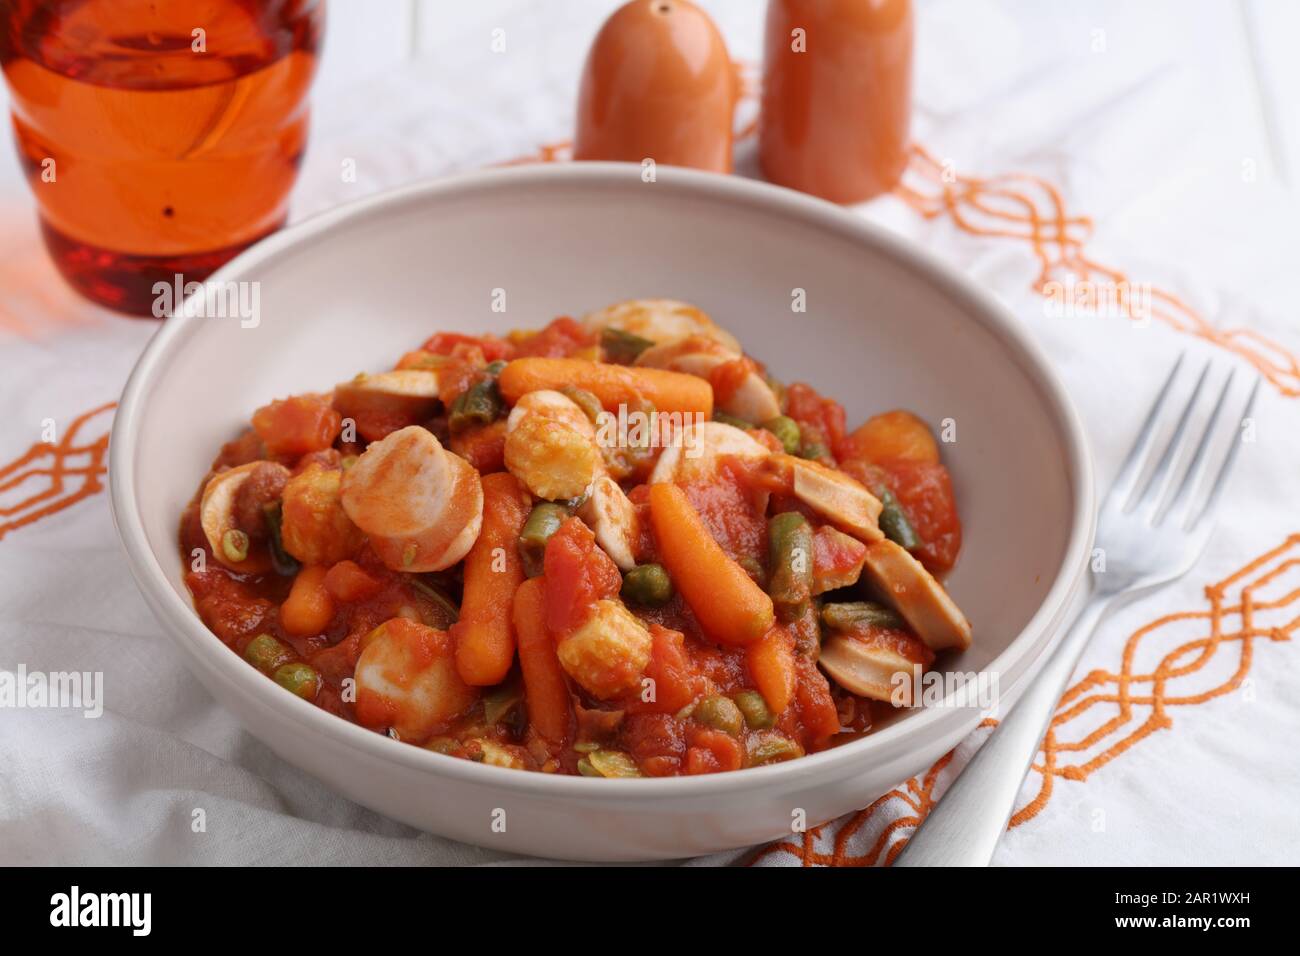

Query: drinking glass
[0,0,324,315]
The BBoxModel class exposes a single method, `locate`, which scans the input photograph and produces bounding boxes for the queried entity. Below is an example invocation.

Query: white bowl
[110,163,1094,862]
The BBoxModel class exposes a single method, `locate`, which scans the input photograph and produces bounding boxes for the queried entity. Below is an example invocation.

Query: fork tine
[1132,359,1211,517]
[1108,353,1185,507]
[1163,368,1235,524]
[1189,375,1261,531]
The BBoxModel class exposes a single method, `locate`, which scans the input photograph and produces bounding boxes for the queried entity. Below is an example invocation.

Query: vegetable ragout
[180,300,971,777]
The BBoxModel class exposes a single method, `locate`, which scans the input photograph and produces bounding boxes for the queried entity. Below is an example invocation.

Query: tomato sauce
[178,308,967,778]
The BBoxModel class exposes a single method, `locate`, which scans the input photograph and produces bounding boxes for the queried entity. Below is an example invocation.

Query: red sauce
[179,316,965,777]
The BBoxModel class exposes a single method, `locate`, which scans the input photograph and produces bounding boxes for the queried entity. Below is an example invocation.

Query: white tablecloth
[2,0,1298,865]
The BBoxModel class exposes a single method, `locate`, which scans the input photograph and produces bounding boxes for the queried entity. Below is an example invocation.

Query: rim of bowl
[110,162,1096,801]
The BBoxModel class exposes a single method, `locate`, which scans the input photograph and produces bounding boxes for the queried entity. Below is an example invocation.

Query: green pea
[221,528,249,563]
[518,503,569,577]
[600,327,654,364]
[692,695,744,736]
[244,633,293,674]
[273,662,320,700]
[733,690,775,730]
[621,563,673,607]
[799,441,830,462]
[762,415,801,455]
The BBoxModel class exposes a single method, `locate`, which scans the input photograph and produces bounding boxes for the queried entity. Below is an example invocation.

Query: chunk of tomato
[839,457,962,576]
[543,517,622,635]
[251,395,341,458]
[785,382,846,456]
[685,726,744,774]
[795,654,841,743]
[876,457,962,575]
[628,624,711,714]
[622,712,686,777]
[513,317,595,358]
[421,332,514,363]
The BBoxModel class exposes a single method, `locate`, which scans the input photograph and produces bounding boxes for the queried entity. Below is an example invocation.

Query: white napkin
[2,0,1297,866]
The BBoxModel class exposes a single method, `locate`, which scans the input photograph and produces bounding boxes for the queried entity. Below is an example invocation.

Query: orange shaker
[759,0,913,203]
[574,0,735,172]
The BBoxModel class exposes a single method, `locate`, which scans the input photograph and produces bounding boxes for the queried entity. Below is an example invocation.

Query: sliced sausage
[340,425,483,572]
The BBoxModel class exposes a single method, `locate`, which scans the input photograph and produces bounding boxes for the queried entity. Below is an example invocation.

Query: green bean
[748,733,802,766]
[221,528,249,564]
[733,690,775,730]
[711,410,753,430]
[736,554,767,587]
[559,385,604,424]
[273,662,320,700]
[876,487,920,550]
[600,327,655,364]
[692,695,744,736]
[409,578,460,626]
[790,601,821,657]
[762,415,801,455]
[261,502,300,576]
[518,502,569,577]
[621,563,673,607]
[767,512,814,622]
[580,750,642,778]
[821,601,905,632]
[483,683,522,725]
[448,378,505,433]
[244,634,294,674]
[557,492,589,512]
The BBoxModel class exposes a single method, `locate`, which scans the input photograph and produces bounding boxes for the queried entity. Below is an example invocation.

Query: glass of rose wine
[0,0,324,315]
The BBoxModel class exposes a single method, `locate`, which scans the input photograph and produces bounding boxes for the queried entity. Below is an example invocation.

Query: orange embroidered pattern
[896,143,1300,397]
[754,534,1300,866]
[0,402,115,542]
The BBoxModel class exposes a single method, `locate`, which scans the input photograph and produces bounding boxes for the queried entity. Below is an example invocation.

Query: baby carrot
[498,357,713,418]
[513,576,574,746]
[452,472,532,686]
[648,483,774,646]
[745,626,796,715]
[281,565,335,636]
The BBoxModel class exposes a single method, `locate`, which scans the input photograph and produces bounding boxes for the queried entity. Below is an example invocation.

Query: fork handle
[892,590,1110,867]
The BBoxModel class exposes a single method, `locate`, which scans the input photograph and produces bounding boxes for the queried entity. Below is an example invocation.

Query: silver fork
[894,355,1260,867]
